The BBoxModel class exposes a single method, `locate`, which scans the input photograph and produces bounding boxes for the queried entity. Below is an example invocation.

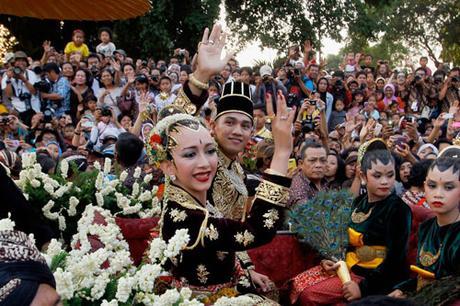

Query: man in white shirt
[1,51,40,125]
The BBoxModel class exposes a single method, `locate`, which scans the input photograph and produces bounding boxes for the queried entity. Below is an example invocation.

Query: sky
[235,37,343,67]
[217,4,344,67]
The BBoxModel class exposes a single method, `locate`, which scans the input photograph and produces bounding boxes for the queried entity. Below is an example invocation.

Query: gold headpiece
[357,138,388,166]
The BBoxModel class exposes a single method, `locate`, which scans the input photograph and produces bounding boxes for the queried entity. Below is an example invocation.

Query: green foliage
[50,251,68,272]
[225,0,358,52]
[289,190,354,260]
[113,0,220,59]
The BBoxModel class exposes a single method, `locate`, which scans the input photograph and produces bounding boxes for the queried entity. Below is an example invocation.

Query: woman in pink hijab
[377,83,405,112]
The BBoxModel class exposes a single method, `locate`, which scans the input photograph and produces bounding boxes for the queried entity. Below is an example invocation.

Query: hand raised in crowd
[136,59,143,68]
[449,100,459,115]
[193,23,234,80]
[433,113,447,129]
[42,40,52,53]
[266,90,296,175]
[303,40,312,56]
[110,58,121,72]
[394,143,412,159]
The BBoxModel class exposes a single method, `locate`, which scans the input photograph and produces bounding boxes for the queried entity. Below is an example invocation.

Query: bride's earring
[170,174,176,181]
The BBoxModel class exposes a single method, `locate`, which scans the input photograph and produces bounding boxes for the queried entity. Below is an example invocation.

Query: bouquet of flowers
[288,190,354,283]
[14,153,163,243]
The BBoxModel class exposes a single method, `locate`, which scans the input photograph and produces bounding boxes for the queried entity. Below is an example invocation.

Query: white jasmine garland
[68,197,79,217]
[134,264,162,292]
[101,300,119,306]
[43,183,54,194]
[214,296,255,306]
[138,190,152,202]
[115,276,135,302]
[163,229,190,260]
[54,268,75,300]
[0,214,15,231]
[95,172,104,190]
[58,215,66,231]
[46,239,63,258]
[143,174,153,184]
[155,289,181,305]
[90,272,110,300]
[96,192,104,206]
[133,167,141,179]
[132,182,140,197]
[60,159,69,179]
[94,160,101,171]
[119,170,128,182]
[103,158,112,174]
[23,193,29,201]
[30,179,41,188]
[148,238,167,263]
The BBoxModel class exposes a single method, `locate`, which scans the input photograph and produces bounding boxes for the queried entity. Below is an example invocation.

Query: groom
[172,24,275,292]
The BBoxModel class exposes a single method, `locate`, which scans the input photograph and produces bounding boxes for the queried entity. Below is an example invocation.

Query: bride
[146,91,295,303]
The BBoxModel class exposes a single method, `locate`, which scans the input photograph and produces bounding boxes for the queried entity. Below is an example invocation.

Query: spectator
[70,68,93,123]
[2,51,40,125]
[87,106,125,153]
[155,76,176,111]
[97,68,122,116]
[42,62,71,117]
[288,141,328,208]
[96,27,116,57]
[254,65,288,107]
[64,29,90,61]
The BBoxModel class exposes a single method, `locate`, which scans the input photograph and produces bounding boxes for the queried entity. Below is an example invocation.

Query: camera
[213,95,220,104]
[32,66,43,75]
[294,68,301,77]
[34,80,52,93]
[452,76,460,83]
[335,79,343,88]
[178,49,186,56]
[151,75,159,82]
[43,107,55,123]
[0,116,10,125]
[301,118,315,134]
[101,107,112,117]
[13,67,22,76]
[308,99,316,106]
[287,94,298,108]
[414,75,422,82]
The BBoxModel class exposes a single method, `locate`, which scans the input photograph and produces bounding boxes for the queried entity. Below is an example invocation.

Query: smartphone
[394,135,408,148]
[288,158,297,171]
[443,113,454,120]
[374,123,383,136]
[308,99,317,106]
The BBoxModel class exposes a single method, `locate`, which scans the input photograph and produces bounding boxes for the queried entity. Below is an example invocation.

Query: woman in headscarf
[377,83,405,113]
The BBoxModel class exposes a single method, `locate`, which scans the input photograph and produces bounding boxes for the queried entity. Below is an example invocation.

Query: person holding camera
[407,67,436,118]
[86,106,125,153]
[1,51,40,126]
[254,65,287,107]
[41,62,71,118]
[439,67,460,111]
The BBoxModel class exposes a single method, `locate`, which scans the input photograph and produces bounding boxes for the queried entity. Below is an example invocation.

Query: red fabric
[248,235,318,289]
[408,206,435,271]
[115,217,160,265]
[295,269,363,306]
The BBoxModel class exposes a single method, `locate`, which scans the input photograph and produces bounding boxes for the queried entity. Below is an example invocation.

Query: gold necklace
[351,207,374,224]
[419,243,442,267]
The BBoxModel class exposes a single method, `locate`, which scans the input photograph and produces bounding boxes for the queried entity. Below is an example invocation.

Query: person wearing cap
[113,49,127,63]
[254,65,287,107]
[2,51,40,125]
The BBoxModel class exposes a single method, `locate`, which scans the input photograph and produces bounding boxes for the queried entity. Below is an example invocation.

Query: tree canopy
[1,0,458,65]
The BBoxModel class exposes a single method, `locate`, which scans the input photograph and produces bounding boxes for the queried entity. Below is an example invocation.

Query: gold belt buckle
[356,246,377,262]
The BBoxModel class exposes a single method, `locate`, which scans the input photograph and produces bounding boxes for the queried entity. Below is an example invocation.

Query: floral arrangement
[14,153,163,242]
[241,138,258,172]
[288,190,354,283]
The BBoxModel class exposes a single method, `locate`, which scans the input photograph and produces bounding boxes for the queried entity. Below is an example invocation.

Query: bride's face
[168,125,218,198]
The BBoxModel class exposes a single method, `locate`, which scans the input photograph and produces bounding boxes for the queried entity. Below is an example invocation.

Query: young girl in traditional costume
[148,91,295,304]
[389,157,460,304]
[290,140,412,305]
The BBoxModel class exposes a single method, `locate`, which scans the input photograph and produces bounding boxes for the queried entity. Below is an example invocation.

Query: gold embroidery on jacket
[196,264,210,284]
[212,150,247,221]
[255,180,289,207]
[263,209,279,229]
[170,208,187,222]
[235,230,255,246]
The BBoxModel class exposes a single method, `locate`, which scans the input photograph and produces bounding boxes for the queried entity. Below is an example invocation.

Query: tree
[224,0,361,54]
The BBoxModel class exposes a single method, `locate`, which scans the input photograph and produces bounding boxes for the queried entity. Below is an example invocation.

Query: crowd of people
[0,22,459,305]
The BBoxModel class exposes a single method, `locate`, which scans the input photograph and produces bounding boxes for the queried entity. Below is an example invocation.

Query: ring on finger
[208,40,215,45]
[280,115,288,120]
